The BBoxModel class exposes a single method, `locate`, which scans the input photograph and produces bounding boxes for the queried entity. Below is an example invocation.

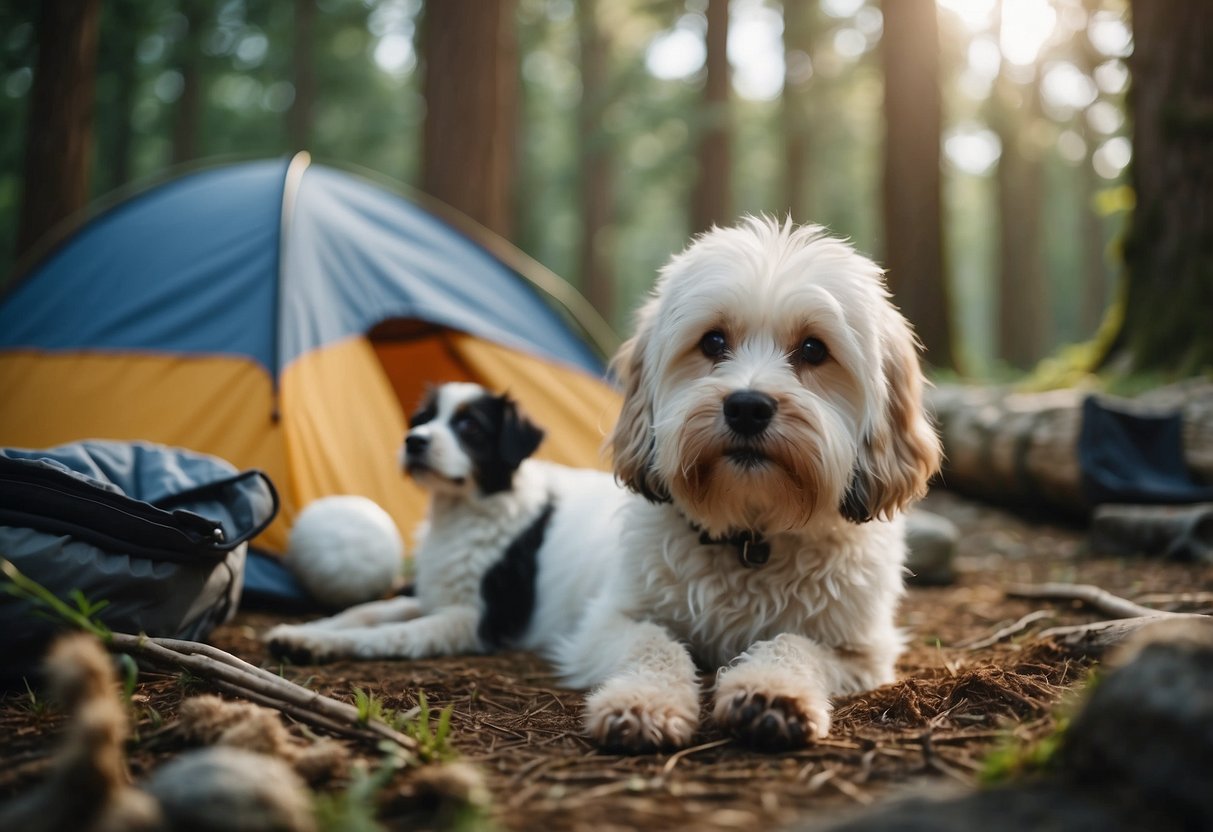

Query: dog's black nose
[405,434,429,456]
[723,390,777,437]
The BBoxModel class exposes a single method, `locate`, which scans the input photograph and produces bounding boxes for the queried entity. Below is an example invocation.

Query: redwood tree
[690,0,731,235]
[289,0,317,152]
[171,0,207,165]
[880,0,955,370]
[16,0,101,258]
[1113,0,1213,373]
[781,0,816,223]
[421,0,519,239]
[577,0,615,322]
[990,0,1050,371]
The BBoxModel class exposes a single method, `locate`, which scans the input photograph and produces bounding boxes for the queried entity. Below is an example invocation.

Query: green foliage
[352,687,457,764]
[400,690,457,764]
[980,671,1100,785]
[0,557,112,640]
[14,677,53,721]
[312,757,400,832]
[118,652,140,704]
[979,715,1070,785]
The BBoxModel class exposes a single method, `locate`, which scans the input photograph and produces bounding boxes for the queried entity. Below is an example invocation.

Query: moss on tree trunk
[1117,0,1213,375]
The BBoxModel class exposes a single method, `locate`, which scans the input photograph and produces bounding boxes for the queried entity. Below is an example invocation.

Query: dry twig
[1006,582,1173,620]
[958,610,1055,650]
[106,633,417,754]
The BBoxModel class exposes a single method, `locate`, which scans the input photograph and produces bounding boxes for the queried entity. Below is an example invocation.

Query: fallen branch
[1035,615,1208,656]
[1005,583,1172,620]
[958,610,1055,650]
[1006,582,1212,656]
[107,633,417,755]
[1133,591,1213,610]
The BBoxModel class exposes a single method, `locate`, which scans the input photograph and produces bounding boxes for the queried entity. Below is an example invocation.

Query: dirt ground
[3,489,1212,831]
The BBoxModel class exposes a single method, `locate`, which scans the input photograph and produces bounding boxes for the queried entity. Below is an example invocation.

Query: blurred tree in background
[1112,0,1213,375]
[881,0,953,370]
[16,0,100,258]
[4,0,1206,380]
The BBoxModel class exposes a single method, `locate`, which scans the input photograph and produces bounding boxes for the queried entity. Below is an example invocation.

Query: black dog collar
[695,526,772,569]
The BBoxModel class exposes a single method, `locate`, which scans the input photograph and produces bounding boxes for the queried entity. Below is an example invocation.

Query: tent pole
[271,151,312,422]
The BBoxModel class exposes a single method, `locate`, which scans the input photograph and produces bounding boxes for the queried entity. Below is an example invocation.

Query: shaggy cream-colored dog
[552,217,941,751]
[263,217,940,754]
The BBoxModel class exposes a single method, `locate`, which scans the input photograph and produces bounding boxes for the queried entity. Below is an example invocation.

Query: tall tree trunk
[16,0,101,257]
[1076,0,1108,338]
[1115,0,1213,373]
[171,0,207,165]
[691,0,731,235]
[991,2,1050,370]
[781,0,815,222]
[96,0,141,193]
[1077,116,1108,337]
[577,0,614,322]
[880,0,955,370]
[421,0,519,239]
[289,0,316,152]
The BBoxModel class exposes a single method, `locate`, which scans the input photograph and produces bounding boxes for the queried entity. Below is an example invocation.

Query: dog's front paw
[265,625,337,665]
[585,677,699,754]
[714,677,830,750]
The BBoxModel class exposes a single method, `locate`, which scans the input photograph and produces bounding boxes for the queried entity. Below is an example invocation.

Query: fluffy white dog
[264,382,627,664]
[551,217,941,752]
[266,217,940,754]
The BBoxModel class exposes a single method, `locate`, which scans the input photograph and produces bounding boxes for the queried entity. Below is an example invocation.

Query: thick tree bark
[289,0,316,152]
[1076,0,1108,338]
[781,0,815,222]
[171,0,207,166]
[880,0,955,370]
[577,0,614,323]
[1116,0,1213,373]
[16,0,101,257]
[421,0,519,239]
[690,0,731,235]
[991,39,1050,370]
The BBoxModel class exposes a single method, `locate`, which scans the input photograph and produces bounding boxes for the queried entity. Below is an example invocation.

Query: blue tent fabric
[1,159,604,379]
[1079,396,1213,505]
[280,166,603,373]
[1,158,611,608]
[0,161,286,367]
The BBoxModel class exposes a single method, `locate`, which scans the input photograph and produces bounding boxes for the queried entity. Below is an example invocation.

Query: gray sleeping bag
[0,441,278,680]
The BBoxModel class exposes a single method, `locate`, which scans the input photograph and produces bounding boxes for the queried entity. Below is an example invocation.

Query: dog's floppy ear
[498,395,545,469]
[841,313,942,523]
[608,306,669,503]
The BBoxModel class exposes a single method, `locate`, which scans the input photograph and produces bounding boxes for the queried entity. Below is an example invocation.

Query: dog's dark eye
[799,337,829,366]
[700,330,728,359]
[453,415,485,443]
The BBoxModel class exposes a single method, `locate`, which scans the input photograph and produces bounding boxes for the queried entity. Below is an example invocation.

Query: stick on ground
[107,633,418,755]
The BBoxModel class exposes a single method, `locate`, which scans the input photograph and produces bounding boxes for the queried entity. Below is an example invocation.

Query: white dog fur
[266,217,941,753]
[264,382,629,663]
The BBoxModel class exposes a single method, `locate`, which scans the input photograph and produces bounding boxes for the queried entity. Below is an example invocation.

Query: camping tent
[0,155,622,557]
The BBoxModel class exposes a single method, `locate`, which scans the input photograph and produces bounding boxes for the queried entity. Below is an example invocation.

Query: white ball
[285,495,404,609]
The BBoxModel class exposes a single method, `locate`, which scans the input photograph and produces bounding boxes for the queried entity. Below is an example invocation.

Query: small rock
[905,509,959,586]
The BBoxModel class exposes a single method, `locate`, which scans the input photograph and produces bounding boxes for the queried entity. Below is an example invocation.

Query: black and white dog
[264,382,624,663]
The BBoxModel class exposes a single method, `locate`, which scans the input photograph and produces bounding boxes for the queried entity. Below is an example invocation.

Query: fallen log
[927,380,1213,516]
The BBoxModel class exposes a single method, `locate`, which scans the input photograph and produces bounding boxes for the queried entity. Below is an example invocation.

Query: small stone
[905,509,959,586]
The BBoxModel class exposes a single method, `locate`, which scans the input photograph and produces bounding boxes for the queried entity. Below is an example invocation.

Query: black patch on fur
[459,394,545,495]
[408,389,439,427]
[478,501,553,649]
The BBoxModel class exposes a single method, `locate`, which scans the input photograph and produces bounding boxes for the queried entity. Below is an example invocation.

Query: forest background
[0,0,1162,379]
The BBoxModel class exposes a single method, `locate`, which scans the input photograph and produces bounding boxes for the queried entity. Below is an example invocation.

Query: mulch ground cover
[3,489,1212,831]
